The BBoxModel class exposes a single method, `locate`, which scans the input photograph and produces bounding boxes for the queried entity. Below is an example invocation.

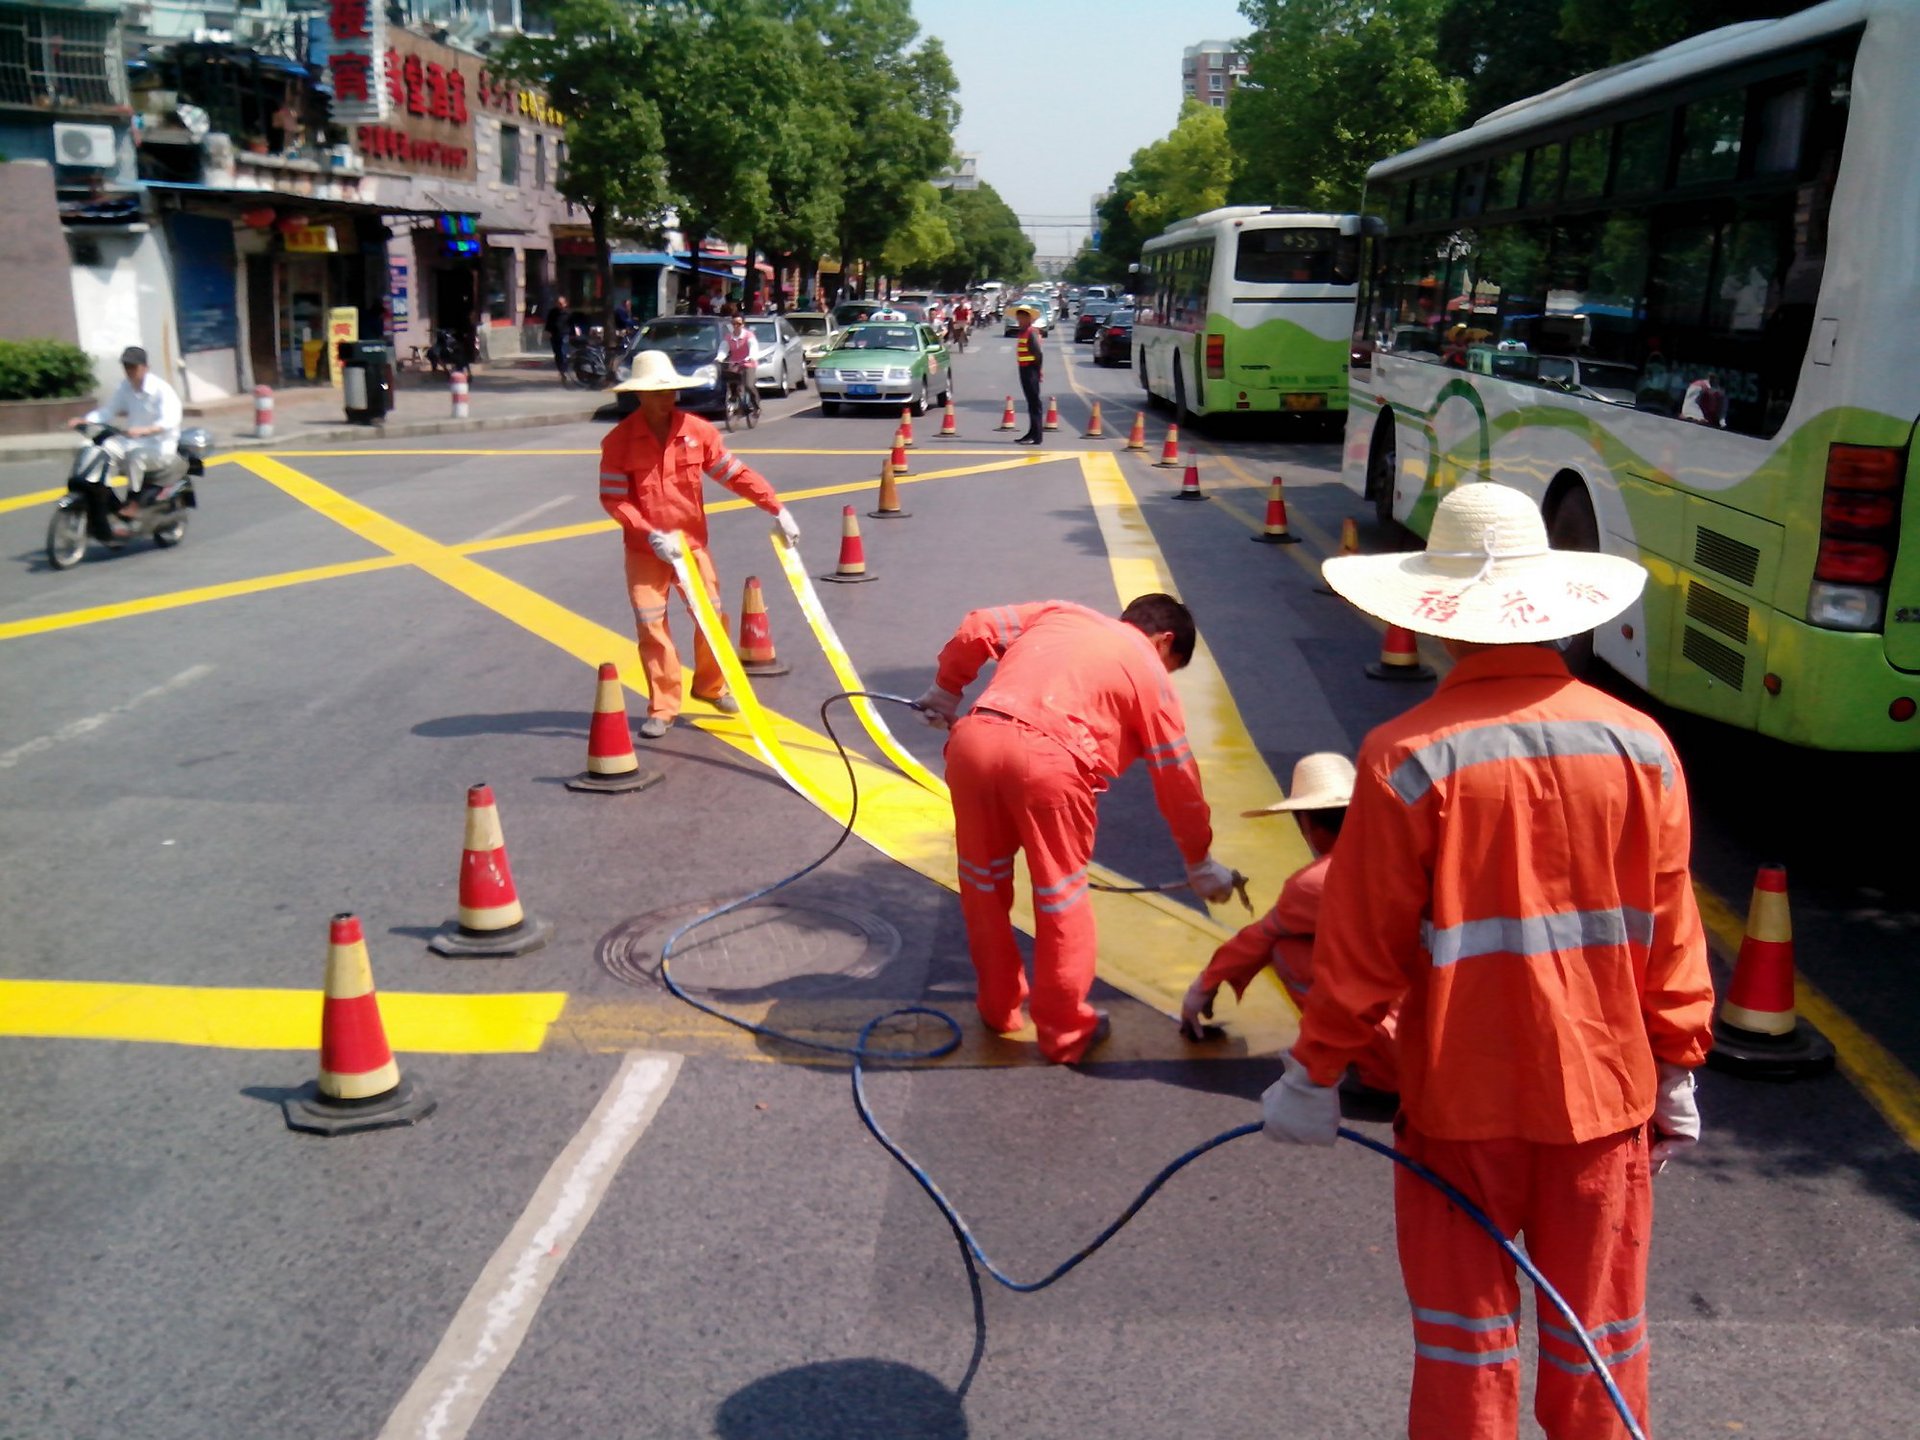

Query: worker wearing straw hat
[1261,483,1715,1440]
[1178,752,1399,1097]
[1010,305,1045,444]
[601,351,801,737]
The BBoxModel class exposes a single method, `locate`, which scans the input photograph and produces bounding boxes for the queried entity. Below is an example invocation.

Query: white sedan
[746,316,808,395]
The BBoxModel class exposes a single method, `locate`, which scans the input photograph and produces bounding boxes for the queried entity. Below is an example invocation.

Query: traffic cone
[1250,475,1301,544]
[567,662,665,793]
[898,407,915,447]
[1043,396,1060,430]
[1125,411,1147,450]
[869,456,910,520]
[1174,458,1208,502]
[998,396,1017,430]
[283,913,436,1135]
[1315,517,1364,595]
[821,504,878,583]
[937,398,958,437]
[1708,865,1836,1080]
[1083,401,1104,438]
[1155,423,1182,468]
[429,784,553,956]
[889,434,910,477]
[736,576,791,675]
[1365,626,1436,682]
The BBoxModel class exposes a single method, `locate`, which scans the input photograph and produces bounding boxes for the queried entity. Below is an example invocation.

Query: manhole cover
[599,897,903,1000]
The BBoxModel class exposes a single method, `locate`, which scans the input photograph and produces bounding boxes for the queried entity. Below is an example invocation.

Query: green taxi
[813,322,953,416]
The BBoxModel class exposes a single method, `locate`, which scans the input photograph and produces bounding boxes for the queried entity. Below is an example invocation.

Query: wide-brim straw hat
[614,349,704,393]
[1243,752,1356,817]
[1012,305,1037,319]
[1321,483,1646,645]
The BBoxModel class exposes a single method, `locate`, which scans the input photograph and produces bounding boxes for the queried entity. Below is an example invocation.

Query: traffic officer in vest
[916,593,1240,1063]
[1011,305,1044,444]
[1263,483,1715,1440]
[600,350,801,737]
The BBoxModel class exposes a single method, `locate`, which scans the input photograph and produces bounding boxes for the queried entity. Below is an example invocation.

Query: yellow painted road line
[0,486,66,516]
[0,555,408,643]
[0,979,565,1053]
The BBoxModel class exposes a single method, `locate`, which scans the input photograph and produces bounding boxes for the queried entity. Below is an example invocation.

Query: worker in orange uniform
[1011,305,1044,444]
[1178,752,1400,1095]
[1262,484,1714,1440]
[601,351,801,738]
[915,594,1241,1063]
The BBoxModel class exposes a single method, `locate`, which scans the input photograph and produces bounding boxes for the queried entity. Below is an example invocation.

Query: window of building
[534,133,547,190]
[485,246,514,322]
[524,249,549,318]
[500,123,521,185]
[1209,73,1224,92]
[0,6,124,108]
[1210,96,1224,108]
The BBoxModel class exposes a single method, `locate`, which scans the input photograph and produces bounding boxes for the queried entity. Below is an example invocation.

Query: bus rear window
[1235,228,1347,284]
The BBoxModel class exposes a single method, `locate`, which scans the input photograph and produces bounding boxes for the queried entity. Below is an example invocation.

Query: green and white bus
[1345,0,1920,752]
[1135,206,1377,423]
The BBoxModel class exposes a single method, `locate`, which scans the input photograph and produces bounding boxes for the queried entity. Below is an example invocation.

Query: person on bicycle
[723,313,756,414]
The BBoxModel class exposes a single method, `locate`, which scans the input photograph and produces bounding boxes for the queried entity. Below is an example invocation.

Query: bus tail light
[1205,333,1225,378]
[1807,442,1906,632]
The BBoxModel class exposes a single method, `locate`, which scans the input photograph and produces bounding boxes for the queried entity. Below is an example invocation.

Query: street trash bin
[342,339,395,424]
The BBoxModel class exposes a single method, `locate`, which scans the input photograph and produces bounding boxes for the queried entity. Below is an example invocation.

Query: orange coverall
[1198,854,1399,1092]
[1294,647,1714,1440]
[936,602,1213,1063]
[598,409,782,721]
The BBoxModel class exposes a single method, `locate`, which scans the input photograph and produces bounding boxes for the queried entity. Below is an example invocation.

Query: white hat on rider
[615,349,703,393]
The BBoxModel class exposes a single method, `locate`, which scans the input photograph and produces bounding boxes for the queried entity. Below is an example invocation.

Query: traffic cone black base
[742,657,792,677]
[1706,1016,1836,1081]
[284,1074,436,1136]
[1366,658,1437,682]
[429,913,554,957]
[1250,530,1301,545]
[566,768,664,794]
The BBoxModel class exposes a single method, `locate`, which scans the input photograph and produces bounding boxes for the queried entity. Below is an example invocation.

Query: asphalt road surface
[2,336,1916,1440]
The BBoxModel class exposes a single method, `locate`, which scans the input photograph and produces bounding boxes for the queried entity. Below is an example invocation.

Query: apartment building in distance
[1181,39,1246,110]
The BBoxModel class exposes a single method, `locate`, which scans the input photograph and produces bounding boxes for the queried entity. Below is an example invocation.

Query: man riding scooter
[69,346,185,536]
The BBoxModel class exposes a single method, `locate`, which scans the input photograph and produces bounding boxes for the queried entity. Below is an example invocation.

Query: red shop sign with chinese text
[353,28,477,180]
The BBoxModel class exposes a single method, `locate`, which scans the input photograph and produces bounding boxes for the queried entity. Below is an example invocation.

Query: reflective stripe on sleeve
[1420,907,1655,968]
[1389,719,1675,804]
[705,456,744,484]
[1145,737,1193,770]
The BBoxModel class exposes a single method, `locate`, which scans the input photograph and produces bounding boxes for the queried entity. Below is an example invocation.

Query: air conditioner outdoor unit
[53,123,118,169]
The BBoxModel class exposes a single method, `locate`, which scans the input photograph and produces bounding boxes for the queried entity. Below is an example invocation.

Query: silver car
[746,316,808,395]
[785,311,838,375]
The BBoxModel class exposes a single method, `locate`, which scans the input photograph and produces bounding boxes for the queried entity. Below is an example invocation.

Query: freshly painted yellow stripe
[1693,883,1920,1153]
[0,486,66,516]
[0,979,565,1053]
[0,555,408,642]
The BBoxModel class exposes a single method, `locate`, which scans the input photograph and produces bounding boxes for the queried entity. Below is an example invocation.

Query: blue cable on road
[657,691,1647,1440]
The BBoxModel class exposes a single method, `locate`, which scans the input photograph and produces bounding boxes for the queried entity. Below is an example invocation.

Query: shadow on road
[714,1358,968,1439]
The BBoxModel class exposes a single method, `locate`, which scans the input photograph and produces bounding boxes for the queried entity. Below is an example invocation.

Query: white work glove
[1178,977,1218,1041]
[1650,1060,1700,1170]
[647,529,684,564]
[914,685,962,730]
[1262,1050,1340,1146]
[1186,856,1238,904]
[773,508,801,544]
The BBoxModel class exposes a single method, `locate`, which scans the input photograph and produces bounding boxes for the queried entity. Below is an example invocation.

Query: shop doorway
[246,255,277,386]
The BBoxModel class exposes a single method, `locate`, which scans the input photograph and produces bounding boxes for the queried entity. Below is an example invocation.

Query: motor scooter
[45,422,211,570]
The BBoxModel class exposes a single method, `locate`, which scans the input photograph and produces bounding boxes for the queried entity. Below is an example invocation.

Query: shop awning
[140,180,414,216]
[611,251,679,266]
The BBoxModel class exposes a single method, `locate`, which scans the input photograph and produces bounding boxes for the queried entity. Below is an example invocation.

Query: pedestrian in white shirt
[72,346,184,518]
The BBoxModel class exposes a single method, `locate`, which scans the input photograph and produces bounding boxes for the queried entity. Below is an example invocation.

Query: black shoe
[1015,433,1040,445]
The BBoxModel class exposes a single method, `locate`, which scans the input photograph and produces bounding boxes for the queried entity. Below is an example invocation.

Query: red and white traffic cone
[997,396,1017,431]
[1365,626,1436,682]
[1083,401,1105,438]
[282,913,436,1135]
[1174,457,1208,502]
[567,662,664,793]
[820,504,878,584]
[737,576,791,674]
[937,398,958,438]
[450,369,470,420]
[1125,411,1147,451]
[869,457,909,520]
[889,434,910,477]
[253,384,275,441]
[429,783,552,956]
[898,407,915,447]
[1250,475,1300,544]
[1708,864,1836,1079]
[1043,396,1060,430]
[1155,423,1182,468]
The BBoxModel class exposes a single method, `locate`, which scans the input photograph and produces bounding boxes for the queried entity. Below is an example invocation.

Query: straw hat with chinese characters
[1242,752,1356,817]
[614,349,703,392]
[1321,482,1646,645]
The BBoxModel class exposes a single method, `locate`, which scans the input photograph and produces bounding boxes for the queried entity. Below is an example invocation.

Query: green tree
[1557,0,1818,65]
[1435,0,1605,119]
[1228,0,1464,211]
[1125,100,1237,234]
[879,181,956,274]
[491,0,669,335]
[901,181,1031,289]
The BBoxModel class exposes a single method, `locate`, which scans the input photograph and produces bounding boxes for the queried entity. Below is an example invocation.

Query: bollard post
[450,369,470,420]
[253,384,274,440]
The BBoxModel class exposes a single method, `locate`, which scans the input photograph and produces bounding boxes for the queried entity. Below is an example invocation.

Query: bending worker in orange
[1178,752,1400,1097]
[1262,484,1715,1440]
[916,594,1240,1063]
[600,351,801,738]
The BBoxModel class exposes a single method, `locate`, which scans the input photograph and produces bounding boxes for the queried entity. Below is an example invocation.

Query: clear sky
[911,0,1250,261]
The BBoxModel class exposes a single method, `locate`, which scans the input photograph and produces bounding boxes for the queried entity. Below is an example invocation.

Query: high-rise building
[1181,40,1246,110]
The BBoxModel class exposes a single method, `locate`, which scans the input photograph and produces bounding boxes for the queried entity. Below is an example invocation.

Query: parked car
[615,315,729,416]
[813,322,953,415]
[1075,299,1118,342]
[1533,354,1640,406]
[746,315,808,395]
[1091,309,1134,367]
[786,311,837,374]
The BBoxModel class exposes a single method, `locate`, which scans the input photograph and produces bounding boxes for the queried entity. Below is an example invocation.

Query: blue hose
[657,692,1648,1440]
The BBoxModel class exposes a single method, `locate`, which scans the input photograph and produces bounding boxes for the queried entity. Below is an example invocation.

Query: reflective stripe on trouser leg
[1009,731,1099,1063]
[679,543,729,703]
[946,716,1028,1033]
[1526,1126,1653,1439]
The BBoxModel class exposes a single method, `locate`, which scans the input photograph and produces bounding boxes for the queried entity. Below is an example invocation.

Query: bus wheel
[1546,481,1601,675]
[1367,418,1398,530]
[1173,363,1196,428]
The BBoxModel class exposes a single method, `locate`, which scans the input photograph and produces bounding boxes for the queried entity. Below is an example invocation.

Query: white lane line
[0,663,214,770]
[465,494,572,544]
[378,1051,682,1440]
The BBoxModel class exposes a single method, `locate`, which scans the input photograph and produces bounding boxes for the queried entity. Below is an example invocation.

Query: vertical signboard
[327,306,360,389]
[315,0,388,123]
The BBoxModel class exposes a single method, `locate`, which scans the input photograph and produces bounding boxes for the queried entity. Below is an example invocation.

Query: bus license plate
[1283,394,1326,411]
[849,384,878,396]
